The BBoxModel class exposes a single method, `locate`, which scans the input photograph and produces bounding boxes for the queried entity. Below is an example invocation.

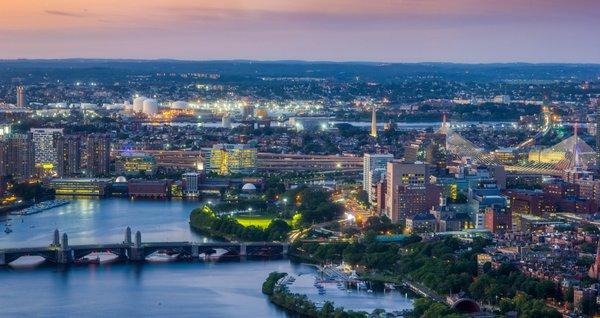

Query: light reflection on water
[0,198,413,316]
[1,197,206,248]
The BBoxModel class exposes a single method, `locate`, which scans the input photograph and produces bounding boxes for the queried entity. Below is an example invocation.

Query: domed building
[142,99,159,115]
[241,183,257,192]
[111,176,129,195]
[133,96,147,113]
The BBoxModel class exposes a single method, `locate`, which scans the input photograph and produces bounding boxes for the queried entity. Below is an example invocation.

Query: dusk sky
[1,0,599,62]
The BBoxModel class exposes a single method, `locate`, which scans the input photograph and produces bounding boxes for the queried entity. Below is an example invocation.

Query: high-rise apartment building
[16,86,26,108]
[385,162,439,223]
[182,172,201,197]
[56,135,82,177]
[363,153,393,203]
[85,134,111,177]
[30,128,63,174]
[0,133,35,180]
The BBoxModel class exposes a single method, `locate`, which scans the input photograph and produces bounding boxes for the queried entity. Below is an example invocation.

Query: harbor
[8,199,70,216]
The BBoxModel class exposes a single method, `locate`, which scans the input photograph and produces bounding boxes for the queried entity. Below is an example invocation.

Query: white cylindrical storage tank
[170,101,188,109]
[133,96,147,113]
[142,98,159,115]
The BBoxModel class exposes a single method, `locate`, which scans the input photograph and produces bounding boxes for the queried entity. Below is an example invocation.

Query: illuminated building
[255,108,268,119]
[375,181,386,213]
[30,128,63,174]
[203,144,257,175]
[182,172,202,197]
[115,153,157,176]
[16,86,26,108]
[484,205,511,233]
[56,135,82,177]
[493,148,517,165]
[241,104,255,120]
[49,178,111,196]
[0,133,35,180]
[288,117,332,132]
[385,162,439,223]
[363,153,393,203]
[128,179,172,198]
[406,213,436,233]
[85,134,110,177]
[0,124,11,137]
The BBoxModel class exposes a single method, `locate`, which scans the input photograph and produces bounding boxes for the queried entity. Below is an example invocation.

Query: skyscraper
[16,86,26,108]
[30,128,63,175]
[370,106,377,138]
[0,133,35,180]
[85,134,111,177]
[385,162,439,223]
[56,135,82,177]
[363,153,393,203]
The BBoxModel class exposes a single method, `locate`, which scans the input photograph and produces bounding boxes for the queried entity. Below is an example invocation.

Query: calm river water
[0,198,413,317]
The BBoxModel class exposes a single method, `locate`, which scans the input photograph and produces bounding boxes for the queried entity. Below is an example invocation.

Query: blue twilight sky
[1,0,599,62]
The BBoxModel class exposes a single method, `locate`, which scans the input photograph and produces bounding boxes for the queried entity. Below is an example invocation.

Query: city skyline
[2,0,600,63]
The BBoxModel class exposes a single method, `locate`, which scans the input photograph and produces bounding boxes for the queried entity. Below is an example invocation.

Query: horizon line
[1,58,600,66]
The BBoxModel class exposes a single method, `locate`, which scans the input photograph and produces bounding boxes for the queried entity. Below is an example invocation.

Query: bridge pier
[239,243,247,256]
[56,233,73,264]
[128,231,145,262]
[282,243,289,256]
[124,227,132,245]
[52,229,60,247]
[191,245,199,258]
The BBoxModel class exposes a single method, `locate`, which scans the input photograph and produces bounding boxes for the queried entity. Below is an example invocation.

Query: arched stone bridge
[0,228,288,265]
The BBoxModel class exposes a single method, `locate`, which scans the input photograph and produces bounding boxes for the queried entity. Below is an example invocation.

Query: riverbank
[189,205,291,242]
[262,272,396,318]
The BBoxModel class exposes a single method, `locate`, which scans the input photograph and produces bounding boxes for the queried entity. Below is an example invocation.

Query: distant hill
[1,59,599,83]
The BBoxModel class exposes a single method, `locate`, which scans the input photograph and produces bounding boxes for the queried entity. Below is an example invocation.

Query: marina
[9,199,70,216]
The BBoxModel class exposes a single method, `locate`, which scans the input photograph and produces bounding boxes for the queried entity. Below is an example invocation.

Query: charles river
[0,198,413,317]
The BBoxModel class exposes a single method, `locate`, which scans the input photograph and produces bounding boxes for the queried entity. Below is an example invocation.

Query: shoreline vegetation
[262,272,392,318]
[287,237,562,318]
[189,205,291,242]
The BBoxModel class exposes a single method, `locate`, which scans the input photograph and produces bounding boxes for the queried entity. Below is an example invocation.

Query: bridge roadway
[0,228,288,266]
